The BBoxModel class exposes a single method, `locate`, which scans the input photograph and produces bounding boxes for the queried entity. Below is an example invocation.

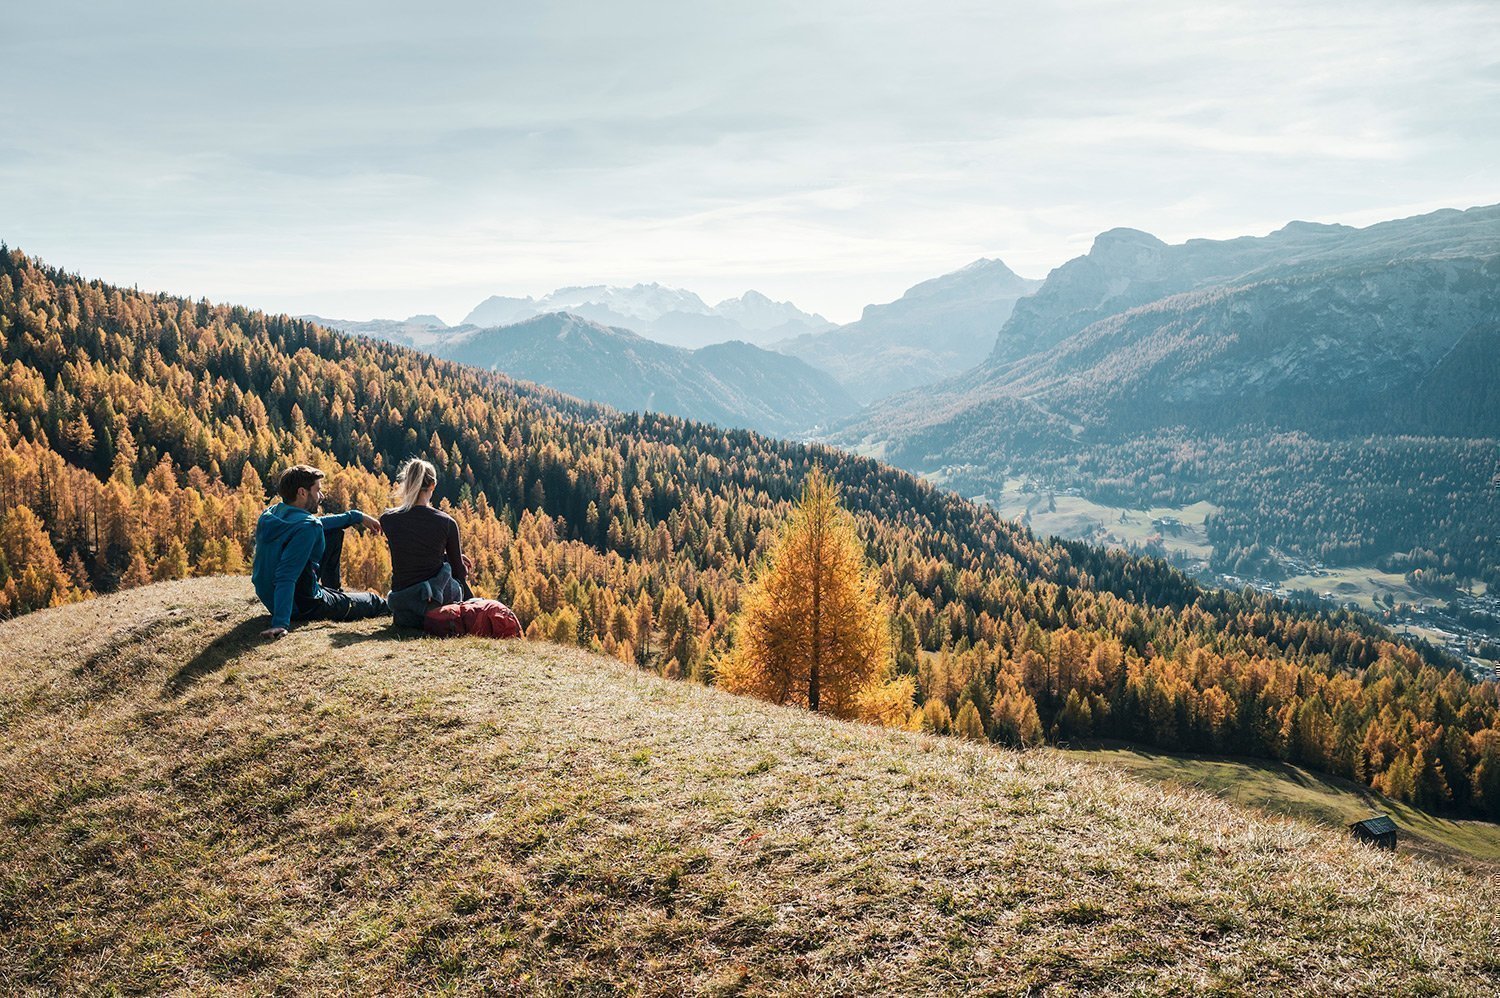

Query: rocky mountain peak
[1273,220,1355,238]
[1085,228,1168,275]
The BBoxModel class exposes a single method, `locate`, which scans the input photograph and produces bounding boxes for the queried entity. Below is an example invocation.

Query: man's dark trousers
[292,526,388,622]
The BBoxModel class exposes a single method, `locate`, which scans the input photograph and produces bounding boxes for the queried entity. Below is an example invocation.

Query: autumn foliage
[720,467,891,719]
[3,246,1500,818]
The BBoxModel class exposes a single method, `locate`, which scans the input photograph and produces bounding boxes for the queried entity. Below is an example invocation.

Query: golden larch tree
[721,466,890,719]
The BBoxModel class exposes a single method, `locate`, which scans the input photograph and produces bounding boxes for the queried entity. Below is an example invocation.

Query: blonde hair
[392,458,438,512]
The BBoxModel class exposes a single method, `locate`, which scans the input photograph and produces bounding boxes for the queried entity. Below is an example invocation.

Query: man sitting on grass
[252,464,388,639]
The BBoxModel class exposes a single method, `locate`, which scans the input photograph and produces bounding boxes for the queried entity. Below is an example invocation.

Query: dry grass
[1055,742,1500,870]
[2,577,1497,996]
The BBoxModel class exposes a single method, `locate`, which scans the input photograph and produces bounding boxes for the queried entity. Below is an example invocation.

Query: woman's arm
[447,518,474,599]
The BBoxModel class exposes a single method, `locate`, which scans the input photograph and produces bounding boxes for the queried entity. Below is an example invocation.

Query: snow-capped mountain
[461,283,832,349]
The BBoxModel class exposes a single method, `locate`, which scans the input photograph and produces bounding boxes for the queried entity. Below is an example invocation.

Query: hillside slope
[2,578,1496,995]
[1059,742,1500,869]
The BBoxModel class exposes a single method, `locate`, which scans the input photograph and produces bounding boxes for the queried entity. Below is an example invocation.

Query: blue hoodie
[251,504,365,630]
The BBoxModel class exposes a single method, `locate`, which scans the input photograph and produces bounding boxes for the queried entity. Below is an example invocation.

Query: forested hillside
[3,247,1500,816]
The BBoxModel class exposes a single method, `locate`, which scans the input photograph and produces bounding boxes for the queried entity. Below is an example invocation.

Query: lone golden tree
[721,466,891,718]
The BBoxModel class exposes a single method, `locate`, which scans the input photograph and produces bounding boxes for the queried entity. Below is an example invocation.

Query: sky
[3,0,1498,325]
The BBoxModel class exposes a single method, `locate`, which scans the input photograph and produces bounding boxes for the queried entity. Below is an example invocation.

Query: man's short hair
[277,465,325,503]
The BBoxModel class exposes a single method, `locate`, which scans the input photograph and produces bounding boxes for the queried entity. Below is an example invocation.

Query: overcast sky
[3,0,1497,324]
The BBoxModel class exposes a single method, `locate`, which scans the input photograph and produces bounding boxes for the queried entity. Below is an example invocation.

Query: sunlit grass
[2,577,1497,994]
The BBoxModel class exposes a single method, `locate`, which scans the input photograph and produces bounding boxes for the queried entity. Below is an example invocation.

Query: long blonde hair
[392,458,438,512]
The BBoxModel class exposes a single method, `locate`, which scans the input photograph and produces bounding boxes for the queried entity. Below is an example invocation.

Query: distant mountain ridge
[846,204,1500,443]
[461,283,834,349]
[990,207,1500,370]
[775,259,1043,403]
[314,263,1044,406]
[833,203,1500,590]
[314,311,859,437]
[298,314,456,351]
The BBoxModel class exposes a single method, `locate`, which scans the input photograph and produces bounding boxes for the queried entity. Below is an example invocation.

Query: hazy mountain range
[774,259,1042,403]
[318,259,1045,409]
[841,204,1500,447]
[308,259,1046,432]
[309,311,859,438]
[461,285,835,350]
[436,313,859,437]
[311,206,1500,451]
[300,314,458,351]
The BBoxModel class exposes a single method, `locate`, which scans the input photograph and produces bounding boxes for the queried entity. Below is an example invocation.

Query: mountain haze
[299,313,455,351]
[428,312,860,437]
[462,283,834,349]
[311,310,859,437]
[777,259,1042,402]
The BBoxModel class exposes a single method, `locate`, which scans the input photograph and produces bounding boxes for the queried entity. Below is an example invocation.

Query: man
[252,465,388,638]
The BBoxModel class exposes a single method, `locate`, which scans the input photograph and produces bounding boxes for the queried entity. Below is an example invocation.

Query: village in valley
[961,476,1500,682]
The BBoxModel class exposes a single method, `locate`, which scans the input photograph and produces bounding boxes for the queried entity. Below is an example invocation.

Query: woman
[382,458,473,627]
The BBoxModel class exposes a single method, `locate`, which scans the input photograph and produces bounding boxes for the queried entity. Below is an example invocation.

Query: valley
[834,204,1500,611]
[917,470,1500,680]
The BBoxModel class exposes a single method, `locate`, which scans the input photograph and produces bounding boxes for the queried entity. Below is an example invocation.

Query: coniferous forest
[4,246,1500,817]
[917,428,1500,588]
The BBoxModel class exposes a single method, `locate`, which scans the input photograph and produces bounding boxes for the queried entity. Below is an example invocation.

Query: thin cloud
[2,0,1496,323]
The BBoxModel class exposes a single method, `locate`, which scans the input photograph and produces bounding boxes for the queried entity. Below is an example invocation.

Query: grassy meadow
[1054,742,1500,870]
[2,577,1498,995]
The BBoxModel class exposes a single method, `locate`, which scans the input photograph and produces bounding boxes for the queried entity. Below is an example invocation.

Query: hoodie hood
[255,501,314,543]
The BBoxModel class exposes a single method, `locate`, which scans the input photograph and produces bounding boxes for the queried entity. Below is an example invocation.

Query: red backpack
[423,598,523,639]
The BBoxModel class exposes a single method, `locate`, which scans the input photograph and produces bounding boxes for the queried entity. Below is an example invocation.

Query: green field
[953,476,1458,613]
[942,477,1220,563]
[1279,564,1443,612]
[1054,741,1500,869]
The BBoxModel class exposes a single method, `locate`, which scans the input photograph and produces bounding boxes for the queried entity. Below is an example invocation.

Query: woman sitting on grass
[382,458,474,627]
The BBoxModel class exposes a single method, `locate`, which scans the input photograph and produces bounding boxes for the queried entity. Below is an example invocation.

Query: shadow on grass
[163,617,267,697]
[1072,737,1403,816]
[329,626,426,649]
